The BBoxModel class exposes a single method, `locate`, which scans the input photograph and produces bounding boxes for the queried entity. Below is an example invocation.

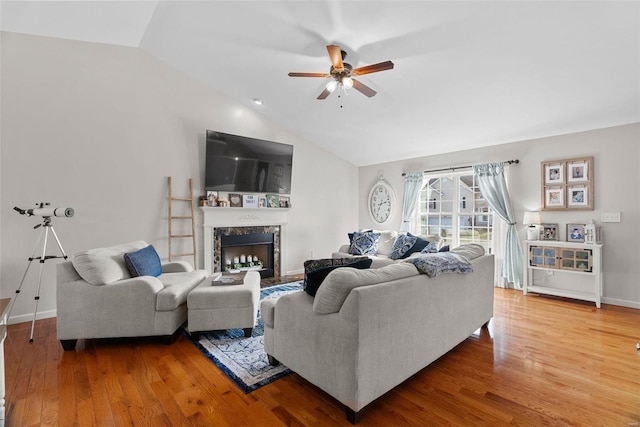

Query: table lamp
[523,211,541,241]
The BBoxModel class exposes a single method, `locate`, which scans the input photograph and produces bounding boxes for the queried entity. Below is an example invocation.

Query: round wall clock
[368,179,395,224]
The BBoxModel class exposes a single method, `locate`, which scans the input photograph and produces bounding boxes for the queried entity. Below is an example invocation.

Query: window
[418,171,493,253]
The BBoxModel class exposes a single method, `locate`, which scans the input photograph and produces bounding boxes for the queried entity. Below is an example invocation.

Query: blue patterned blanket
[404,252,473,278]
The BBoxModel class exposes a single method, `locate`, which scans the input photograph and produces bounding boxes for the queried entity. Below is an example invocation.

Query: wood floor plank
[4,288,640,426]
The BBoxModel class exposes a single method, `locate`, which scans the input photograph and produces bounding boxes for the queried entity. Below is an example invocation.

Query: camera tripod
[7,215,68,342]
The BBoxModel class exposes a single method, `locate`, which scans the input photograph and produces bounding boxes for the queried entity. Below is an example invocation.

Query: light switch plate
[602,211,621,222]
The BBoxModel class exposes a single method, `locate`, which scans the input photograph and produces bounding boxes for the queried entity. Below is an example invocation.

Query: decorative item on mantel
[584,219,602,244]
[523,211,542,241]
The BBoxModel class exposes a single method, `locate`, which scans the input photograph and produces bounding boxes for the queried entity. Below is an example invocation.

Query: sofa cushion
[124,245,162,277]
[450,243,486,261]
[305,258,373,297]
[376,230,399,256]
[156,270,208,311]
[72,241,148,285]
[389,234,417,259]
[349,231,380,255]
[313,263,420,314]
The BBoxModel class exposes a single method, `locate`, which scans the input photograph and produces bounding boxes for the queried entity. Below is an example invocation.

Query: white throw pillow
[375,230,398,256]
[450,243,485,261]
[72,241,149,285]
[313,263,419,314]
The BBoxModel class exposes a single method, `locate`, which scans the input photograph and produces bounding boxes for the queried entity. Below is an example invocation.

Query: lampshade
[342,76,354,89]
[325,80,339,93]
[523,211,541,225]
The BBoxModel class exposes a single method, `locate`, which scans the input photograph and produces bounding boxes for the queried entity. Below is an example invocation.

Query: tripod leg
[5,227,46,322]
[49,226,68,260]
[29,227,50,343]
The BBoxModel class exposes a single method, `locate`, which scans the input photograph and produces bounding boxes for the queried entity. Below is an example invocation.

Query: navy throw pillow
[439,245,450,252]
[406,233,431,256]
[124,245,162,277]
[304,258,373,297]
[389,234,418,260]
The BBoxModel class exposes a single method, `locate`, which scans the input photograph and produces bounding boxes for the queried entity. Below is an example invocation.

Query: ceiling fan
[288,45,394,100]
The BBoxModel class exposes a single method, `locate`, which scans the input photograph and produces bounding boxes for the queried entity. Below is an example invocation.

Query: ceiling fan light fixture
[341,77,354,89]
[325,80,339,93]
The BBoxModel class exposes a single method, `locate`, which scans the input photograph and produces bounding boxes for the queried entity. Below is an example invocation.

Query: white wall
[359,123,640,308]
[0,32,358,323]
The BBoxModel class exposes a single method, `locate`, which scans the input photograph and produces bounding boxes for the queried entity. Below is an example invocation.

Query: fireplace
[201,207,289,277]
[216,227,279,279]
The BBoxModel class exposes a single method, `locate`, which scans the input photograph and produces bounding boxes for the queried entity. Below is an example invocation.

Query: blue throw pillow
[420,241,439,254]
[408,233,432,254]
[124,245,162,277]
[389,234,418,260]
[304,258,373,297]
[349,231,380,255]
[438,245,450,252]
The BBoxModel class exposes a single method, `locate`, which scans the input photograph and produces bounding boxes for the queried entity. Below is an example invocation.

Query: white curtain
[399,172,424,233]
[473,162,523,288]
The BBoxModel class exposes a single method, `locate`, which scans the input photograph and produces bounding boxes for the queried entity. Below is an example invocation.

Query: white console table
[523,240,603,308]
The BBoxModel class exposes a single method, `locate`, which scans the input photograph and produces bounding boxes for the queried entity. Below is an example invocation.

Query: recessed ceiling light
[252,99,263,106]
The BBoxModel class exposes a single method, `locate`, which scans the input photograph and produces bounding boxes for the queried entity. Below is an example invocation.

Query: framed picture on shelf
[544,187,564,209]
[229,193,243,208]
[567,223,585,243]
[259,197,266,208]
[540,223,559,241]
[243,194,259,208]
[567,159,589,182]
[567,184,590,208]
[279,196,290,208]
[266,194,280,208]
[206,191,218,207]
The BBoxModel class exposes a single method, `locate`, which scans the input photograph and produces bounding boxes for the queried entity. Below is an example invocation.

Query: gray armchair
[56,241,207,350]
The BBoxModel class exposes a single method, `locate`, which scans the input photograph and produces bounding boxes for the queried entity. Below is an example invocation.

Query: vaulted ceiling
[2,1,639,166]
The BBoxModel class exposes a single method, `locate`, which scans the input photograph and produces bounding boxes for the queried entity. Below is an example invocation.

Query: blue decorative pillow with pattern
[403,253,473,278]
[349,231,380,255]
[124,245,162,277]
[389,234,418,260]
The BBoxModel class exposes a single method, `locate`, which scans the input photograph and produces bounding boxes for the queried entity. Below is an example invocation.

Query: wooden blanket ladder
[167,177,197,268]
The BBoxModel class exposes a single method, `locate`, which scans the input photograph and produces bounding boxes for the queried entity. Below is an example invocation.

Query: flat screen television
[205,130,293,194]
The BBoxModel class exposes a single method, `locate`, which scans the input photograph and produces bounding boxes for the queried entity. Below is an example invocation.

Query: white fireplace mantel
[201,207,289,274]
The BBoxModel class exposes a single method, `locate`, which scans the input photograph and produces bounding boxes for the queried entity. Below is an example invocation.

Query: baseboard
[285,268,304,276]
[601,297,640,310]
[8,309,57,325]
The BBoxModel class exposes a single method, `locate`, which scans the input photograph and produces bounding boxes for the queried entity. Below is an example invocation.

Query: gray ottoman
[187,271,260,338]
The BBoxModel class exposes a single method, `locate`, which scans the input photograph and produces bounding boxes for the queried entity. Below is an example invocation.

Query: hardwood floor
[4,289,640,426]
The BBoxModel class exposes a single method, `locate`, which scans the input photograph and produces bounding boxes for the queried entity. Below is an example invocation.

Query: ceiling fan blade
[288,72,330,78]
[352,60,394,76]
[326,45,344,70]
[317,88,332,100]
[352,79,377,97]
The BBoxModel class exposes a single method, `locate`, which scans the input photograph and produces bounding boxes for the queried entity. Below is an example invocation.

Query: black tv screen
[205,130,293,194]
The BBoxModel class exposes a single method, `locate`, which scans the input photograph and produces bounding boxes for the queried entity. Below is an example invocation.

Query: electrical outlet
[602,211,621,223]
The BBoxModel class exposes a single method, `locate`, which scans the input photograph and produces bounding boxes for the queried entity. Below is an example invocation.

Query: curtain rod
[402,159,519,176]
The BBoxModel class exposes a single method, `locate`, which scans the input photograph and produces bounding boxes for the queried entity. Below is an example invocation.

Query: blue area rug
[188,281,303,393]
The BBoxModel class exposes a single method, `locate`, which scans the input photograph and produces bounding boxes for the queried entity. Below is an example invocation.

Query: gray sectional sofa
[261,248,495,423]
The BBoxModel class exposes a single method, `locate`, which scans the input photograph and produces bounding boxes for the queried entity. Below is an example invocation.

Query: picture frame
[541,156,594,211]
[266,194,280,208]
[258,197,266,208]
[229,193,243,208]
[242,194,259,208]
[206,190,218,207]
[540,223,559,241]
[544,187,565,209]
[279,196,290,208]
[567,184,589,208]
[544,162,564,185]
[567,223,585,243]
[567,159,589,182]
